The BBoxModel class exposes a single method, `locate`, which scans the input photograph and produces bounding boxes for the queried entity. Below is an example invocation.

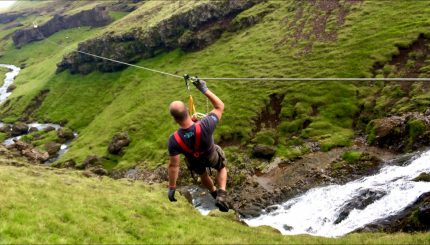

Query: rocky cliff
[57,0,269,74]
[12,7,112,48]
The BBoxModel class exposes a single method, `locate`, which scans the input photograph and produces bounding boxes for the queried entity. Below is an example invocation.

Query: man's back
[167,112,219,163]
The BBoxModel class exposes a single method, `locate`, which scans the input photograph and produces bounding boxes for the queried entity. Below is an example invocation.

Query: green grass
[0,1,430,168]
[342,151,362,164]
[0,156,429,244]
[0,66,9,87]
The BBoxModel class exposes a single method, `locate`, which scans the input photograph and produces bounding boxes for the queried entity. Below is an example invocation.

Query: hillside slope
[0,147,428,243]
[0,0,429,171]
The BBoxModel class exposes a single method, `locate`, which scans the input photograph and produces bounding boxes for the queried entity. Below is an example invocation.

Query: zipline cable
[32,25,430,82]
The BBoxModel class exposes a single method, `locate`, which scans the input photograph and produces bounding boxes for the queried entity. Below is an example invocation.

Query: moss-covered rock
[413,172,430,182]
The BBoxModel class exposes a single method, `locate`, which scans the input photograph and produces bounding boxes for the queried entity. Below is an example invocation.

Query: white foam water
[0,64,20,104]
[245,150,430,237]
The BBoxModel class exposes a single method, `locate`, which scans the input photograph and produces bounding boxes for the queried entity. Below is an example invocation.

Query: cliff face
[12,7,112,48]
[57,0,267,74]
[0,12,26,24]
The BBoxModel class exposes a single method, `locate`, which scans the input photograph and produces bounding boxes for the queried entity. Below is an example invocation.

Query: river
[244,149,430,237]
[0,64,75,163]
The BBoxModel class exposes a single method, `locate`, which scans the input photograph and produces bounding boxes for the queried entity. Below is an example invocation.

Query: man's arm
[167,155,180,202]
[168,155,180,188]
[193,79,224,120]
[204,89,224,120]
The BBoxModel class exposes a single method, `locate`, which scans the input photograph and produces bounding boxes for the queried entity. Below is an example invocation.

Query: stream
[244,149,430,237]
[0,64,75,164]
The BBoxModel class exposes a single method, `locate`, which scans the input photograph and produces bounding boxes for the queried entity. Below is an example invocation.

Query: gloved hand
[168,187,177,202]
[192,77,208,94]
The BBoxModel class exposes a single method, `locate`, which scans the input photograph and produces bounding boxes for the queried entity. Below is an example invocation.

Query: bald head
[169,101,189,123]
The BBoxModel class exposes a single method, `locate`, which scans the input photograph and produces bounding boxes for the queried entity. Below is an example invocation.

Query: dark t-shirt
[168,113,219,163]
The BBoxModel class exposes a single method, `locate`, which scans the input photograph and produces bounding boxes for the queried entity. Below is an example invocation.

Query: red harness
[173,122,204,158]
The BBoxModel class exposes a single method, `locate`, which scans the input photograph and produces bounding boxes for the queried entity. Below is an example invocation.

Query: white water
[0,64,20,104]
[245,150,430,237]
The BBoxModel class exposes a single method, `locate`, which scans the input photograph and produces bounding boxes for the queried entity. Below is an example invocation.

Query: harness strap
[173,122,203,158]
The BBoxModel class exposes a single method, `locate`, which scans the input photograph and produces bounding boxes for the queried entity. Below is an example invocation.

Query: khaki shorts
[185,145,226,175]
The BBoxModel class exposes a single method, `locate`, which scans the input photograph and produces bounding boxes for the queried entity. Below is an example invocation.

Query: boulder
[11,122,28,136]
[57,128,75,140]
[0,124,11,133]
[43,126,56,132]
[252,144,276,159]
[28,127,38,133]
[108,132,131,155]
[21,148,49,162]
[44,142,61,156]
[62,159,76,168]
[6,84,16,92]
[81,155,101,169]
[413,172,430,182]
[418,204,430,225]
[367,112,430,152]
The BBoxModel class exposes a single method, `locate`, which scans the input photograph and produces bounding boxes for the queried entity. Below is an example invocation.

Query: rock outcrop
[9,140,49,162]
[12,7,112,48]
[57,0,266,74]
[252,144,276,159]
[359,192,430,232]
[366,112,430,152]
[0,12,25,24]
[108,132,131,155]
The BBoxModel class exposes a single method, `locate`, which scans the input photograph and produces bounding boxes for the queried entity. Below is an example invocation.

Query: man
[167,78,229,212]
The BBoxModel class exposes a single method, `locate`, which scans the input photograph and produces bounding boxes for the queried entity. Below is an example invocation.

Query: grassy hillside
[0,152,428,243]
[0,0,430,170]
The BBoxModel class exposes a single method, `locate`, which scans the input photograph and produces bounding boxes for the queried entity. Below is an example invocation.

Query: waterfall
[244,150,430,237]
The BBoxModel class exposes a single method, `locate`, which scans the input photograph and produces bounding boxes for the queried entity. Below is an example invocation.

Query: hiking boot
[210,190,217,199]
[215,189,229,212]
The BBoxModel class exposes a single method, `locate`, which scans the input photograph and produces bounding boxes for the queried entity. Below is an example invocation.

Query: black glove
[168,187,177,202]
[192,77,208,94]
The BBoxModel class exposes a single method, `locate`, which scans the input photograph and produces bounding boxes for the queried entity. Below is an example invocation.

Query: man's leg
[200,170,216,192]
[216,167,227,190]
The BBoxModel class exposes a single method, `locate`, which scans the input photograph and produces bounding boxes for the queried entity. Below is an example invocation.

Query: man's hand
[192,78,208,94]
[168,187,177,202]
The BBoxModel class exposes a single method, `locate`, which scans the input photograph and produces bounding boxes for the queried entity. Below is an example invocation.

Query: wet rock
[12,7,112,48]
[238,206,262,219]
[11,122,28,136]
[28,127,38,133]
[283,224,293,231]
[57,128,75,140]
[359,192,430,232]
[43,126,56,132]
[108,132,131,155]
[418,204,430,225]
[413,172,430,182]
[252,144,276,159]
[0,124,11,133]
[334,189,386,224]
[6,84,16,92]
[44,141,61,156]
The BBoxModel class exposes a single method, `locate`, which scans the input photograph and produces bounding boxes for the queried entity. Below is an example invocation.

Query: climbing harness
[174,121,205,182]
[173,122,204,159]
[183,74,208,122]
